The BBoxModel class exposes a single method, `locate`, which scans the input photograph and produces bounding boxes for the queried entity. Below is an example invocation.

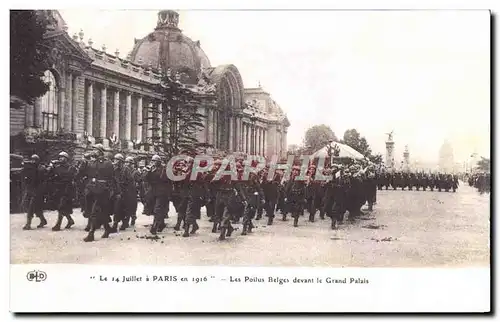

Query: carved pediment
[44,31,93,68]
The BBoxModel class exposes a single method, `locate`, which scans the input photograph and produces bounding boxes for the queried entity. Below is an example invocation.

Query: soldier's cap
[83,152,93,159]
[151,154,161,161]
[114,154,125,161]
[31,154,40,161]
[125,156,135,163]
[59,151,70,159]
[93,143,105,151]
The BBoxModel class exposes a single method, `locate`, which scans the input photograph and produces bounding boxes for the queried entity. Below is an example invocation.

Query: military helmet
[83,152,93,160]
[58,151,70,159]
[30,154,40,161]
[151,155,161,162]
[125,156,135,163]
[94,143,105,151]
[114,154,125,162]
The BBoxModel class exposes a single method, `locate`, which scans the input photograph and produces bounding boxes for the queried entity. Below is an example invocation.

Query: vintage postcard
[9,7,491,313]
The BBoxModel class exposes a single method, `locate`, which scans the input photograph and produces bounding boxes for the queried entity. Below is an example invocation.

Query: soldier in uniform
[183,158,209,237]
[241,172,265,235]
[21,154,48,230]
[111,154,138,232]
[124,156,140,227]
[213,159,247,240]
[284,165,307,227]
[144,155,171,235]
[48,151,77,231]
[82,144,118,242]
[172,160,190,231]
[261,168,281,226]
[364,166,377,211]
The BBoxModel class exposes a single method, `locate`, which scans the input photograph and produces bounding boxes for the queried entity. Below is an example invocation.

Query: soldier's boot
[37,215,48,228]
[157,220,166,232]
[218,225,227,241]
[101,222,112,238]
[23,215,33,230]
[368,204,373,212]
[119,217,129,231]
[130,216,136,227]
[174,217,183,231]
[226,223,235,237]
[293,216,299,227]
[309,213,315,223]
[190,222,199,234]
[331,218,337,230]
[319,211,325,220]
[438,188,441,192]
[267,216,274,226]
[453,188,456,192]
[182,224,190,237]
[149,219,158,235]
[256,214,262,220]
[109,220,119,233]
[65,215,75,229]
[282,214,287,221]
[211,222,218,233]
[83,218,96,242]
[52,213,64,231]
[248,221,254,233]
[241,222,248,236]
[84,219,91,232]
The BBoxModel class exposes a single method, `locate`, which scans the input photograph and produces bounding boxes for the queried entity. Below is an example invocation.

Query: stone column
[72,75,79,133]
[113,89,120,141]
[65,73,73,131]
[147,102,153,151]
[100,85,108,147]
[243,123,247,153]
[26,99,35,128]
[136,95,143,148]
[263,129,267,158]
[157,102,163,143]
[235,117,241,152]
[125,91,132,149]
[58,86,65,130]
[85,80,93,136]
[228,116,233,151]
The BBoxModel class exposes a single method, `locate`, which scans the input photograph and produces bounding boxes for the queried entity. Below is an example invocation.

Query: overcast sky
[59,9,490,164]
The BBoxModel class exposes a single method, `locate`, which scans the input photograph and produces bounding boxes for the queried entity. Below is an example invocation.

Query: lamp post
[250,112,257,155]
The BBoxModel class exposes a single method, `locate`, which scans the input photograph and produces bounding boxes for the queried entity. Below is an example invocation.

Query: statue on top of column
[385,130,394,142]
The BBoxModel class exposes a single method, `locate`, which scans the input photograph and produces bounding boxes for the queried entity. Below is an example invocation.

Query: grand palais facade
[10,10,290,159]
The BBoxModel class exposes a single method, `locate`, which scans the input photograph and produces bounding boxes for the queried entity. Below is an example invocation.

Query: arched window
[40,70,59,132]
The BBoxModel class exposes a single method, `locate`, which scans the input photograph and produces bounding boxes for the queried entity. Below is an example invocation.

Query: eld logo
[26,270,47,282]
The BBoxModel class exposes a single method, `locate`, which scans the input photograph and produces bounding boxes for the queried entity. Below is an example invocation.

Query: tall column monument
[385,130,395,171]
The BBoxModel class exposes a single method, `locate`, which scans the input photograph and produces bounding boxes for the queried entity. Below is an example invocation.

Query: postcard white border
[3,0,497,318]
[9,265,490,313]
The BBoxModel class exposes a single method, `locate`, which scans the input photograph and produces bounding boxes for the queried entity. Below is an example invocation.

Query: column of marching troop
[19,146,383,242]
[375,172,460,192]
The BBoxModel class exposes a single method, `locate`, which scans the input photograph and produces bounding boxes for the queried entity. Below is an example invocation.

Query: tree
[10,10,51,106]
[143,74,209,157]
[369,153,383,165]
[304,124,338,154]
[287,144,305,155]
[476,157,490,172]
[341,129,372,156]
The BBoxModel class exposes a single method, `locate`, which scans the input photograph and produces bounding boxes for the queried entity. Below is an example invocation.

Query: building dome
[129,10,211,83]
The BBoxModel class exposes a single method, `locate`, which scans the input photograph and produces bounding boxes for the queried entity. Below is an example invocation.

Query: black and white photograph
[8,6,491,313]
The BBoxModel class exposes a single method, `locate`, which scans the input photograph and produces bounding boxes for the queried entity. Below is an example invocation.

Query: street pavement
[10,182,490,267]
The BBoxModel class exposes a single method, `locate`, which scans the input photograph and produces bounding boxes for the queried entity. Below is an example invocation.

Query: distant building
[438,140,455,173]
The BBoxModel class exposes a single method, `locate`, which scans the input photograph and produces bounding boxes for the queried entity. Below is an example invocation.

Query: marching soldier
[111,154,138,232]
[213,160,247,240]
[124,156,140,227]
[183,158,209,237]
[261,168,281,226]
[144,155,171,235]
[284,166,307,227]
[48,151,77,231]
[241,172,265,235]
[21,154,48,230]
[82,144,118,242]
